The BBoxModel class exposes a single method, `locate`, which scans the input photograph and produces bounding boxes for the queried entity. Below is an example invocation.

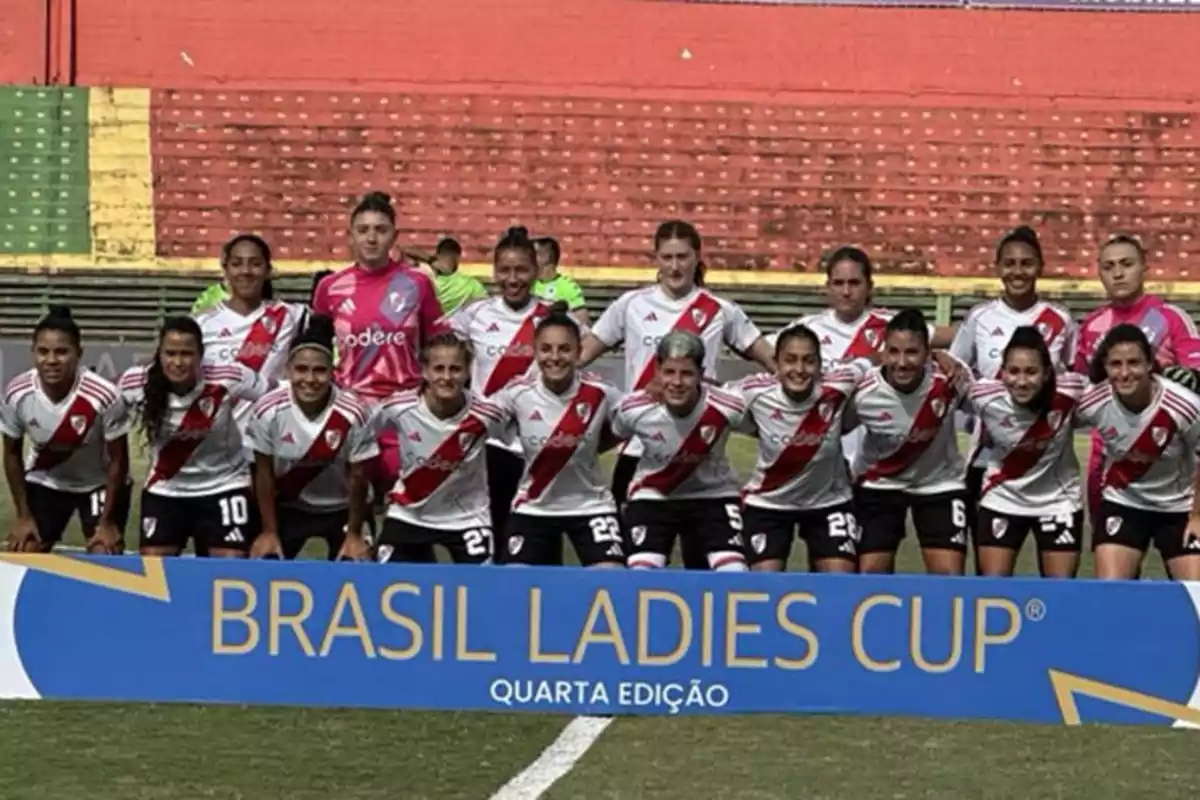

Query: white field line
[488,715,614,800]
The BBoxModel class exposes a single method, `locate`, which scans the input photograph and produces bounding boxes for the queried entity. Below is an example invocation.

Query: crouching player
[2,306,131,553]
[373,333,506,564]
[612,331,747,571]
[245,315,378,560]
[119,317,268,558]
[490,311,625,567]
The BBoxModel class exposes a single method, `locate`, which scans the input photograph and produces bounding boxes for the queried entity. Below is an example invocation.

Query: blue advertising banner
[1,553,1199,726]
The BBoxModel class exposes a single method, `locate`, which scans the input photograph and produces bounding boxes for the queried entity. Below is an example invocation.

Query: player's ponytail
[290,314,336,360]
[1002,326,1055,412]
[33,304,82,349]
[141,317,204,445]
[535,305,581,345]
[1090,323,1156,385]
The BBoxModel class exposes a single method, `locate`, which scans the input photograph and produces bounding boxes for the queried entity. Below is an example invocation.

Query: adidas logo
[281,431,295,444]
[219,328,233,338]
[529,410,543,421]
[225,528,245,544]
[879,411,893,421]
[1055,531,1075,546]
[821,335,833,345]
[838,540,855,554]
[770,408,785,421]
[339,298,356,315]
[408,430,422,442]
[487,322,501,333]
[991,326,1005,336]
[651,431,666,442]
[644,312,658,322]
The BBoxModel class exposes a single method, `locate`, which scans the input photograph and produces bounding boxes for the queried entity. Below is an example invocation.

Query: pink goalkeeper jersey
[312,261,444,402]
[1075,294,1200,373]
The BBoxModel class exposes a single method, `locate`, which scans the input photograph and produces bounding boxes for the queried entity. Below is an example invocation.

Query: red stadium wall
[9,0,1200,277]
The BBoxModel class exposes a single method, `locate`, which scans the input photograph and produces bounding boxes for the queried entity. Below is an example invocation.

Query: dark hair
[420,331,473,366]
[290,314,335,359]
[436,237,462,257]
[995,225,1043,269]
[884,308,930,349]
[774,324,821,362]
[1090,323,1156,384]
[1002,326,1056,412]
[533,236,561,266]
[350,191,396,227]
[310,270,334,307]
[494,226,537,265]
[220,233,275,300]
[33,304,81,350]
[823,246,873,283]
[1100,232,1146,263]
[535,307,581,345]
[654,220,705,287]
[141,317,204,445]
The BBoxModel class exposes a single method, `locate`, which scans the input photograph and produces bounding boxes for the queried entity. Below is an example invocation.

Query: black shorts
[140,486,260,554]
[377,518,494,565]
[25,481,132,547]
[1094,501,1200,561]
[855,487,968,555]
[504,512,625,567]
[624,498,745,569]
[277,506,375,560]
[486,445,523,560]
[976,507,1083,554]
[742,503,858,565]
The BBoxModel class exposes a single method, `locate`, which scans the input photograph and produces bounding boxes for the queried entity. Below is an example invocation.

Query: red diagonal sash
[862,376,956,482]
[1104,407,1178,490]
[236,305,290,373]
[981,391,1077,496]
[631,403,730,496]
[275,409,354,501]
[631,292,723,391]
[391,415,487,505]
[750,386,845,495]
[516,383,607,506]
[31,394,100,472]
[845,315,888,360]
[146,385,227,487]
[482,302,551,396]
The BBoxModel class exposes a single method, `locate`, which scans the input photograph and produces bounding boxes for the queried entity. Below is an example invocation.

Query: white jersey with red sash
[966,373,1086,517]
[491,372,622,516]
[445,296,554,454]
[197,299,305,429]
[851,365,966,495]
[244,384,379,511]
[1076,376,1200,513]
[950,298,1078,469]
[119,363,268,497]
[591,285,761,458]
[0,368,129,493]
[610,386,745,502]
[374,390,506,530]
[732,364,863,512]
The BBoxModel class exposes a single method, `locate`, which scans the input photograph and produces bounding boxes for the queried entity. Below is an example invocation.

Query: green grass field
[0,436,1192,800]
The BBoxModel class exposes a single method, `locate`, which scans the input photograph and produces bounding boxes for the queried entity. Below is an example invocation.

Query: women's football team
[5,195,1200,581]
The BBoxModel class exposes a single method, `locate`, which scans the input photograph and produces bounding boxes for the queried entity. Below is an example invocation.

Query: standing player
[444,226,555,543]
[733,325,866,573]
[195,234,305,429]
[374,333,506,564]
[311,191,445,493]
[851,309,970,576]
[245,315,379,561]
[950,227,1077,539]
[2,307,131,554]
[1078,324,1200,580]
[119,317,269,558]
[580,220,773,568]
[490,311,625,567]
[533,236,589,325]
[1076,233,1200,522]
[612,332,748,571]
[966,327,1086,578]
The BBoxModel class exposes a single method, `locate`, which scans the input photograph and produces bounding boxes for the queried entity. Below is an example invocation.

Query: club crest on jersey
[1037,321,1051,338]
[262,316,277,334]
[142,517,157,538]
[199,397,215,417]
[458,431,476,450]
[1151,426,1169,447]
[1106,516,1123,536]
[324,429,343,450]
[991,518,1008,539]
[575,402,592,423]
[1047,410,1063,431]
[630,525,647,546]
[699,425,717,444]
[69,414,87,434]
[751,533,767,554]
[818,401,835,422]
[691,308,708,327]
[863,328,878,347]
[508,535,524,555]
[931,398,946,418]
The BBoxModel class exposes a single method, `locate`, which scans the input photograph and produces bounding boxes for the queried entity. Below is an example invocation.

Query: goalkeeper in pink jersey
[311,191,445,493]
[1075,234,1200,523]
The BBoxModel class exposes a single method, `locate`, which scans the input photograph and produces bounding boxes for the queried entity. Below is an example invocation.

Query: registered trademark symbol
[1024,598,1046,622]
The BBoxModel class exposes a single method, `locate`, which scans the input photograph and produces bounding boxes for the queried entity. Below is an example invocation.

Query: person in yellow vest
[532,236,588,325]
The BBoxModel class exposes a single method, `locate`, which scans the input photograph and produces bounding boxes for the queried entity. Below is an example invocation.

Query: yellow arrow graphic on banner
[1050,669,1200,726]
[0,554,170,602]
